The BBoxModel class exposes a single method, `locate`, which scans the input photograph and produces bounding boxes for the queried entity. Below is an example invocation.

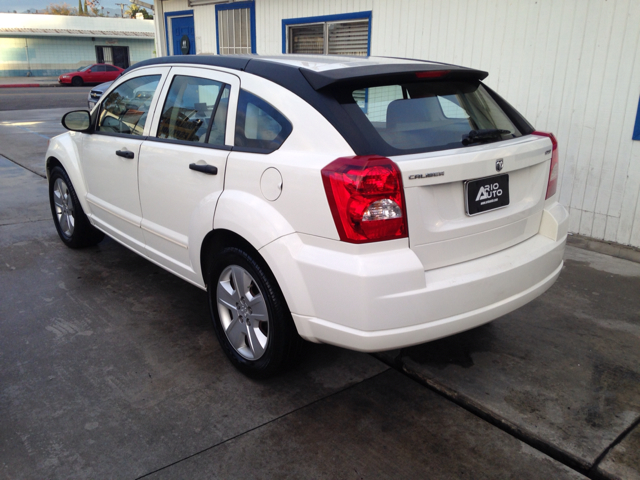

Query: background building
[0,13,155,77]
[162,0,639,249]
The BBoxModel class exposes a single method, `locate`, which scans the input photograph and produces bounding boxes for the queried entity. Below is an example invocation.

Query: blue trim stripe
[215,7,220,55]
[215,1,257,54]
[281,11,372,54]
[633,96,640,141]
[164,9,194,56]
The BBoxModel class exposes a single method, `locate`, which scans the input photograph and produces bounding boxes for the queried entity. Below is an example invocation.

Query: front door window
[98,75,161,136]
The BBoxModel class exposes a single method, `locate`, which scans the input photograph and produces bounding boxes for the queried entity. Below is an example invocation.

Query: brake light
[416,70,450,79]
[532,131,559,199]
[321,156,408,243]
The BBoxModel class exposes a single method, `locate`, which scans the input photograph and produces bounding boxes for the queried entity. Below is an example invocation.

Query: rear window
[351,81,522,153]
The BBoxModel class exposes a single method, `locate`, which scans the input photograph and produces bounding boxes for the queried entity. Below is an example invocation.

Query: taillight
[532,131,559,199]
[321,155,408,243]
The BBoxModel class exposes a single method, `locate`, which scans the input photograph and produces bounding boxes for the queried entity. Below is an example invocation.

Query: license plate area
[465,174,510,216]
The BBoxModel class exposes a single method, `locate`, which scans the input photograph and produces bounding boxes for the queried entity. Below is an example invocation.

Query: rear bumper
[292,253,562,352]
[261,203,568,352]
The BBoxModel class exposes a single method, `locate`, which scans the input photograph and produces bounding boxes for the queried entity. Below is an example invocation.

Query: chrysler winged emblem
[496,159,504,172]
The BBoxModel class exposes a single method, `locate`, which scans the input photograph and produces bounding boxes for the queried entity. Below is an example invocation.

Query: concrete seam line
[0,219,50,227]
[134,367,391,479]
[372,353,595,479]
[587,415,640,479]
[0,153,46,179]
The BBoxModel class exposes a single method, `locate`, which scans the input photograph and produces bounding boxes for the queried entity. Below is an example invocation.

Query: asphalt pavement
[0,82,90,112]
[0,88,639,479]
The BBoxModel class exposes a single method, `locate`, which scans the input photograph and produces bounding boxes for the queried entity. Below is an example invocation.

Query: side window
[98,75,160,136]
[95,65,106,72]
[105,65,119,72]
[157,75,226,144]
[234,90,292,152]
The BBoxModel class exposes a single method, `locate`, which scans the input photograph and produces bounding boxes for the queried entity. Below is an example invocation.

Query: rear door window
[156,75,228,145]
[351,81,522,153]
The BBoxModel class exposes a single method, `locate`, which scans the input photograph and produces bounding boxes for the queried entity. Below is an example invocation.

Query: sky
[0,0,137,15]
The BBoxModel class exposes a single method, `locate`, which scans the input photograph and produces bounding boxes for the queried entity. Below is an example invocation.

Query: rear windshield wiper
[461,129,511,146]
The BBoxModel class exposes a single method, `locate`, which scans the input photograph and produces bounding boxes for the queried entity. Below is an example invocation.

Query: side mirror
[62,110,91,132]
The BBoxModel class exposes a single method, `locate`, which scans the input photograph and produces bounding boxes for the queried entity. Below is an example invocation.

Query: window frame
[215,1,257,55]
[281,11,372,55]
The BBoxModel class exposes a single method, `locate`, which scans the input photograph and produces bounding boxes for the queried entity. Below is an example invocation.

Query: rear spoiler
[300,62,489,91]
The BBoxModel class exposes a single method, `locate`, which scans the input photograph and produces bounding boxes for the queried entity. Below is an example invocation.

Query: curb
[0,83,66,88]
[567,234,640,264]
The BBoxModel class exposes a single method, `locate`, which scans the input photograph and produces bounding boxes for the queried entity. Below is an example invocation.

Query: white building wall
[157,0,640,248]
[156,0,219,56]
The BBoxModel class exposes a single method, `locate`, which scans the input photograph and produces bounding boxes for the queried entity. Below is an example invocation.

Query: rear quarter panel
[215,72,356,248]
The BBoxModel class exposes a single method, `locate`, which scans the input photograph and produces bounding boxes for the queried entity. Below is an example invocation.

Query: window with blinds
[288,19,369,56]
[218,7,252,55]
[290,24,324,54]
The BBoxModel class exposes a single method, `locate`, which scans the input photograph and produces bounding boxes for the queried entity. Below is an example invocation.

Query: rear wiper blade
[461,129,511,146]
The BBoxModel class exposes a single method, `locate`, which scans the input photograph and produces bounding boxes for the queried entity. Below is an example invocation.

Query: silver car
[87,81,113,110]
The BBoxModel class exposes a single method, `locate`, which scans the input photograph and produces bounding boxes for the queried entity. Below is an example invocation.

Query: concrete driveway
[0,103,638,479]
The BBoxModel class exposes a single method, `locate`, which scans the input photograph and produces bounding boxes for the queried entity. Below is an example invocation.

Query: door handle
[116,150,134,159]
[189,163,218,175]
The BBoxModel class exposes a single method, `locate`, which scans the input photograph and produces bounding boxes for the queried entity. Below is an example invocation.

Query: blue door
[172,16,195,55]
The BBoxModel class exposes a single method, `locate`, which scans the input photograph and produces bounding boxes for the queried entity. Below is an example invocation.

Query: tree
[45,3,75,15]
[86,0,100,16]
[125,5,153,19]
[77,0,84,15]
[124,4,140,18]
[83,0,88,15]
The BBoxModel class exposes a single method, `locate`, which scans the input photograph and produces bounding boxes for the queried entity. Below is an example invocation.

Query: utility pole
[116,3,126,17]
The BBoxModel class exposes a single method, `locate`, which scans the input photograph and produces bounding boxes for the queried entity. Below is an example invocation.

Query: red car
[58,64,124,86]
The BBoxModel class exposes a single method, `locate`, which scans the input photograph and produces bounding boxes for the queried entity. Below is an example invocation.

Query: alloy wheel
[216,265,270,360]
[53,178,75,237]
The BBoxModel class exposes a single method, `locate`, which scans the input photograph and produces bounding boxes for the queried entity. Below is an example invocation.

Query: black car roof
[123,54,488,90]
[121,55,530,157]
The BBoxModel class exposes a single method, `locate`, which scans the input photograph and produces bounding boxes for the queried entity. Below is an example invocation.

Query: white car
[46,55,568,377]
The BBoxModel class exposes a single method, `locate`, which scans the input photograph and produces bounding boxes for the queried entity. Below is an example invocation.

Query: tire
[71,76,83,86]
[208,246,303,378]
[49,166,104,249]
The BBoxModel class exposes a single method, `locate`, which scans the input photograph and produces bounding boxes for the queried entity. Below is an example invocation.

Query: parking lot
[1,88,639,479]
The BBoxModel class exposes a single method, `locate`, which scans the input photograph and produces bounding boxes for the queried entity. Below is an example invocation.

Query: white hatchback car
[47,55,568,377]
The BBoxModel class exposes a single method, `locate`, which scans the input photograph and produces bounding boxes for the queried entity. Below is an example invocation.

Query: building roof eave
[0,28,154,38]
